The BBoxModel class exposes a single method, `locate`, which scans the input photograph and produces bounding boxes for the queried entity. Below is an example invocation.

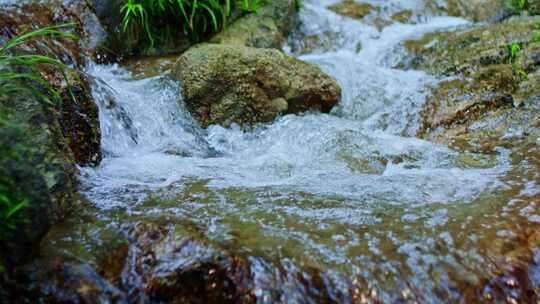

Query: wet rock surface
[124,223,255,304]
[402,16,540,148]
[0,0,103,166]
[173,43,341,127]
[402,16,540,76]
[445,0,509,21]
[0,2,103,162]
[0,91,77,223]
[0,0,108,60]
[0,1,103,294]
[327,0,379,20]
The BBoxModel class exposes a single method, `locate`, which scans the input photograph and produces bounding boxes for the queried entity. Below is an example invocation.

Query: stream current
[40,0,540,302]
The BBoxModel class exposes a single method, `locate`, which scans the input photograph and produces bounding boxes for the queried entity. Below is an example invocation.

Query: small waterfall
[82,1,503,211]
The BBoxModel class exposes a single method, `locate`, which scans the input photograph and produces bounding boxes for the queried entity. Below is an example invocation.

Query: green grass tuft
[506,42,522,64]
[121,0,265,46]
[0,25,77,272]
[0,24,77,105]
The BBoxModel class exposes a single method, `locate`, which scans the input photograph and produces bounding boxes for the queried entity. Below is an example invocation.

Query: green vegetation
[121,0,266,46]
[505,30,540,81]
[294,0,303,11]
[0,24,77,105]
[0,120,29,264]
[534,32,540,43]
[239,0,262,13]
[506,43,528,80]
[508,0,528,12]
[506,42,522,63]
[0,25,76,272]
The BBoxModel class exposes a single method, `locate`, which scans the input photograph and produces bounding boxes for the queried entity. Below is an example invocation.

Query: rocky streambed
[2,0,540,303]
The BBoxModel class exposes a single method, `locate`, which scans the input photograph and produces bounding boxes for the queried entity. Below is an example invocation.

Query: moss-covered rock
[0,92,77,222]
[173,44,341,127]
[402,16,540,149]
[0,1,103,167]
[210,0,298,49]
[445,0,509,21]
[0,119,52,267]
[402,16,540,76]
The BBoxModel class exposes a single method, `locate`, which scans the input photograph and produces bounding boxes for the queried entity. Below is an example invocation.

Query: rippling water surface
[41,0,540,302]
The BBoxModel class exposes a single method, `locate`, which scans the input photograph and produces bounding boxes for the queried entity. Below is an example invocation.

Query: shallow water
[39,0,540,302]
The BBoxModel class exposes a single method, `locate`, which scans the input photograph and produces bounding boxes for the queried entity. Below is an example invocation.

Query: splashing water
[44,0,540,302]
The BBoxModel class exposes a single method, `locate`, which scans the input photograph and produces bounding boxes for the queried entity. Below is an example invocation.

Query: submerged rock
[125,223,255,304]
[173,44,341,127]
[327,0,378,20]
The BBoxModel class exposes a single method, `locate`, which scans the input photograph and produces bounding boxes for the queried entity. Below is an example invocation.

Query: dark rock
[0,0,107,61]
[0,119,52,267]
[58,70,102,166]
[0,92,77,222]
[124,223,256,304]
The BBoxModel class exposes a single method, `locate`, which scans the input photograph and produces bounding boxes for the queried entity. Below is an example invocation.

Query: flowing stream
[39,0,540,302]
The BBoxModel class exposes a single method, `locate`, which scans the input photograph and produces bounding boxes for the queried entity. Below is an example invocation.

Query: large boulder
[173,44,341,127]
